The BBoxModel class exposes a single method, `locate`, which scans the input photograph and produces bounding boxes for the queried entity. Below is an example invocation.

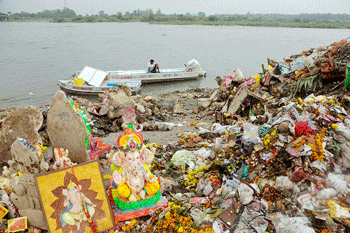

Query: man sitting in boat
[147,59,160,73]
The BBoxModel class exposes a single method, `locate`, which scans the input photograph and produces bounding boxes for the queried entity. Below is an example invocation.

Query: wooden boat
[58,59,205,95]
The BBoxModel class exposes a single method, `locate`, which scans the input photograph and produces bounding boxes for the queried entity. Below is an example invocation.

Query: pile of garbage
[136,39,350,232]
[146,39,350,233]
[198,39,350,119]
[157,93,350,233]
[74,84,173,137]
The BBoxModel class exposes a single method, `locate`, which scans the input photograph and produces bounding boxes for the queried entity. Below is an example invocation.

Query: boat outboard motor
[186,59,206,76]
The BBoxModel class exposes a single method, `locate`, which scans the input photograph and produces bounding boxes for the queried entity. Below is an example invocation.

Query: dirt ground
[102,89,215,147]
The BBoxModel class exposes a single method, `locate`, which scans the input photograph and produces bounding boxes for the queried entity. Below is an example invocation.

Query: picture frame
[8,216,27,233]
[35,161,115,233]
[0,205,9,220]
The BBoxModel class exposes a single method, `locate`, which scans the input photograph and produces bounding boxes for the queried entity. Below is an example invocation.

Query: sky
[1,0,350,16]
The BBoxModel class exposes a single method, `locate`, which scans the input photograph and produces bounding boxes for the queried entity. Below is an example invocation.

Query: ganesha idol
[108,128,160,210]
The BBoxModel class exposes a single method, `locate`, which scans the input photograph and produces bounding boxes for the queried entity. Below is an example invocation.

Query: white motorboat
[58,59,205,95]
[108,59,206,83]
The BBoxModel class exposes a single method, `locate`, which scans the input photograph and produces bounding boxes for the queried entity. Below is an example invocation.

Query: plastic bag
[261,152,273,161]
[297,110,311,122]
[235,209,268,233]
[237,183,254,205]
[303,50,318,69]
[211,123,226,134]
[316,188,338,200]
[212,220,228,233]
[274,176,300,199]
[311,160,327,174]
[290,57,306,71]
[243,122,259,140]
[198,127,210,135]
[226,125,241,134]
[279,61,291,74]
[272,213,315,233]
[203,183,213,196]
[171,150,195,166]
[193,148,211,159]
[252,73,261,88]
[297,194,318,211]
[223,176,241,189]
[229,68,248,83]
[211,123,241,134]
[190,208,206,224]
[327,173,350,195]
[336,135,350,168]
[333,123,350,141]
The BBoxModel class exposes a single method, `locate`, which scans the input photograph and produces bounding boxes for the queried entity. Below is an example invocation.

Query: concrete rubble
[47,91,89,164]
[0,106,43,164]
[0,39,349,232]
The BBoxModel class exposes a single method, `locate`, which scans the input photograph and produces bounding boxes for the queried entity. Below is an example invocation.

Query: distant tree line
[223,12,350,22]
[2,8,350,28]
[8,7,76,19]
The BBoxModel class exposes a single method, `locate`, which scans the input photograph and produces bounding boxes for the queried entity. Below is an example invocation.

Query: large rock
[11,173,48,230]
[0,106,43,163]
[209,89,219,102]
[47,91,88,163]
[226,85,266,115]
[197,98,212,110]
[19,209,47,230]
[10,138,40,174]
[173,99,185,114]
[108,85,134,110]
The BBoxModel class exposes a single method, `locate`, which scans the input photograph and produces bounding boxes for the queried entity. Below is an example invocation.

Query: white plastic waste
[229,68,248,83]
[171,150,195,166]
[243,122,259,140]
[237,183,254,205]
[223,176,241,189]
[334,123,350,141]
[193,148,211,159]
[272,213,315,233]
[316,188,338,200]
[274,176,300,199]
[212,220,229,233]
[327,173,350,196]
[261,152,273,161]
[203,183,214,196]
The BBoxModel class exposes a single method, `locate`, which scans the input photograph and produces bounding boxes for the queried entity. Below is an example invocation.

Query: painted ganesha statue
[108,128,160,210]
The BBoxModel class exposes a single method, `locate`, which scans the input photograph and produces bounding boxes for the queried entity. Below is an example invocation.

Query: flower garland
[151,203,214,233]
[263,130,278,149]
[292,136,307,149]
[184,168,199,186]
[314,133,325,162]
[292,134,325,162]
[295,69,309,81]
[307,134,325,162]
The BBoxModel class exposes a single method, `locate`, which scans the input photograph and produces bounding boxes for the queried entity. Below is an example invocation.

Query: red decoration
[295,122,315,137]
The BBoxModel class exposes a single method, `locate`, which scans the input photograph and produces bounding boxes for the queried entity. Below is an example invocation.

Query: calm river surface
[0,22,349,109]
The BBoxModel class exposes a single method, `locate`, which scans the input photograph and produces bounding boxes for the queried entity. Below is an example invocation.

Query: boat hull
[58,63,206,96]
[108,69,203,83]
[58,80,141,96]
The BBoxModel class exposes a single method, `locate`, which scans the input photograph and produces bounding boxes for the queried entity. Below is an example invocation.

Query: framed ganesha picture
[35,161,115,233]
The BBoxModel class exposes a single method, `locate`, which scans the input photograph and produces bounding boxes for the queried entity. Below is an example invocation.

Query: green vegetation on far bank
[2,8,350,29]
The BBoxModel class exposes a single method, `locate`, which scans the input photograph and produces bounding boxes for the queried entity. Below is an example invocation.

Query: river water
[0,22,349,109]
